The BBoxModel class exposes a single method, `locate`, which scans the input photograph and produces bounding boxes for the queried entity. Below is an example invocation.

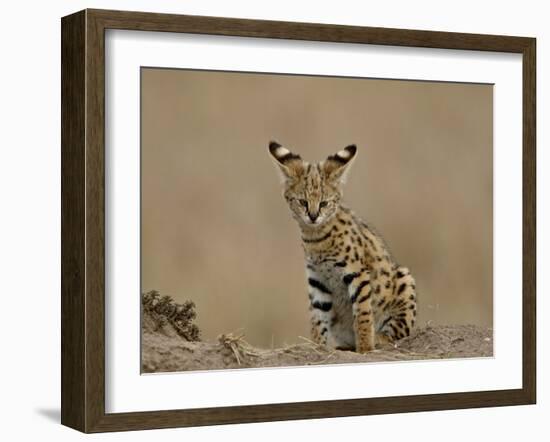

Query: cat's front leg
[341,266,375,353]
[309,307,323,345]
[353,299,375,353]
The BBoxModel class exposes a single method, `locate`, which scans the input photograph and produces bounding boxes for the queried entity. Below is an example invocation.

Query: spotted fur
[269,141,417,353]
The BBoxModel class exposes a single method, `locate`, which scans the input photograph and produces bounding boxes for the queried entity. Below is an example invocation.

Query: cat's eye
[299,199,308,208]
[319,201,329,208]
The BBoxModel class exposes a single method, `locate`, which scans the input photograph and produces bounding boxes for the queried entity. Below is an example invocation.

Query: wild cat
[269,141,417,353]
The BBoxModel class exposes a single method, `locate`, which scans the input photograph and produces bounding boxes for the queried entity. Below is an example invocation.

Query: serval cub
[269,141,417,353]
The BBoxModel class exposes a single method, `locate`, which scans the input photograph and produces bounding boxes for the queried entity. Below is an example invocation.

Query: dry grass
[142,290,200,341]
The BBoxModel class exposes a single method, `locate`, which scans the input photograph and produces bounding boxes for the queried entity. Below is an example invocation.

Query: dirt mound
[141,294,493,373]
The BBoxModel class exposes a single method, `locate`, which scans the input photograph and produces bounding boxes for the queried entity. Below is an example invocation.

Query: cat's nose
[308,212,319,222]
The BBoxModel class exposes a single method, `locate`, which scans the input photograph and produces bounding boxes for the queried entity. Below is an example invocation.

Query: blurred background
[141,68,493,348]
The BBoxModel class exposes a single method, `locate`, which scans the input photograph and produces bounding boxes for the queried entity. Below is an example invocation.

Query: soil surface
[142,307,493,373]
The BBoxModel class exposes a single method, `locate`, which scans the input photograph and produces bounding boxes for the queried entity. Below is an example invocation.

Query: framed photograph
[61,9,536,433]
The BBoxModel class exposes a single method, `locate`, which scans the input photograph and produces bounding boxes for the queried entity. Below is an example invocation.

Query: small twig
[218,333,261,365]
[297,336,328,350]
[311,350,338,365]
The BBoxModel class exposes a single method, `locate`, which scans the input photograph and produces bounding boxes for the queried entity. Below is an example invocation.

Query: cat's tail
[376,266,417,340]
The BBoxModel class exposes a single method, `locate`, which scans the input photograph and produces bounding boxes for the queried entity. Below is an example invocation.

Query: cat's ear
[268,141,305,182]
[322,144,357,183]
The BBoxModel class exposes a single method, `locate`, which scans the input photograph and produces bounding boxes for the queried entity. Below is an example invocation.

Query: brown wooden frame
[61,8,536,433]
